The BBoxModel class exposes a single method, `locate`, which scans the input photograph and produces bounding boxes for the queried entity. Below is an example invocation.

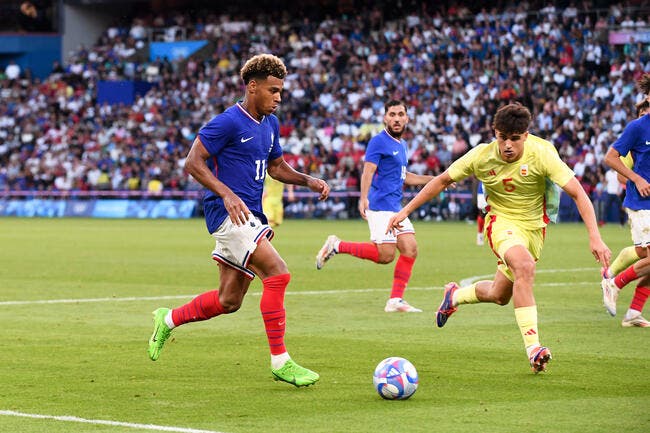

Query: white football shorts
[211,213,273,279]
[366,209,414,244]
[626,208,650,247]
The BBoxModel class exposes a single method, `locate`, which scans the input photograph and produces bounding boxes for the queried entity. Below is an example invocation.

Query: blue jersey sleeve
[612,119,641,157]
[365,136,384,165]
[198,114,235,156]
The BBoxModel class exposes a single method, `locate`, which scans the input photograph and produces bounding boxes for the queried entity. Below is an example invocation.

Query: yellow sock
[452,283,479,305]
[514,306,539,349]
[610,246,640,275]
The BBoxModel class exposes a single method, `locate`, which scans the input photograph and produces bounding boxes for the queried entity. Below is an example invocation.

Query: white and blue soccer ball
[373,357,419,400]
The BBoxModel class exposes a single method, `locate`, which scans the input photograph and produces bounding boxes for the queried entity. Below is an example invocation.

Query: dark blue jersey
[198,103,283,233]
[613,114,650,211]
[364,129,408,212]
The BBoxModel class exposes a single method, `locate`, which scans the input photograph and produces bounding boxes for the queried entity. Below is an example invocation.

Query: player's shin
[261,273,290,364]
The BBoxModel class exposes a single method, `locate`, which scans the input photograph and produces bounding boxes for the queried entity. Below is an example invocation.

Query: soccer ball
[373,357,419,400]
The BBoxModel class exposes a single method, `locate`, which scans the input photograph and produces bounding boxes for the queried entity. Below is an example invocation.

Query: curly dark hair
[638,73,650,95]
[492,103,531,134]
[240,54,287,84]
[636,99,649,117]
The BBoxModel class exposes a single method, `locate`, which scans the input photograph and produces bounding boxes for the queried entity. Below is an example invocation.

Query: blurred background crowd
[0,0,648,222]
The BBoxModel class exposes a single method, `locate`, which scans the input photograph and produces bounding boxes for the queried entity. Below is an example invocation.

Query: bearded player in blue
[316,100,433,312]
[147,54,330,387]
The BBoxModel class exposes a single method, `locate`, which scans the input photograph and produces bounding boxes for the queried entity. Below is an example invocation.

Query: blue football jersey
[613,114,650,211]
[197,103,283,233]
[364,129,408,212]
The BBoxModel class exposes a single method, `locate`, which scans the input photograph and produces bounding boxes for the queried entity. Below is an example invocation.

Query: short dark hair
[384,99,407,113]
[636,99,649,117]
[492,103,531,134]
[240,54,287,84]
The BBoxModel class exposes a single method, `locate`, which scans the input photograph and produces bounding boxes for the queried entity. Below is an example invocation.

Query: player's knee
[400,247,417,259]
[377,252,395,264]
[511,259,535,281]
[219,295,243,313]
[272,259,289,275]
[493,293,511,306]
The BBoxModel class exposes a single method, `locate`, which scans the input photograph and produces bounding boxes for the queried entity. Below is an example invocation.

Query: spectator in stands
[0,0,648,230]
[4,61,21,81]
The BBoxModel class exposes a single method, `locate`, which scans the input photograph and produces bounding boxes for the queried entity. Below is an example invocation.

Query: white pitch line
[459,267,599,286]
[0,288,424,306]
[0,268,600,307]
[0,410,225,433]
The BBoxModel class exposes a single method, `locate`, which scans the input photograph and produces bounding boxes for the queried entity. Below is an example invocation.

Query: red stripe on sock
[171,290,225,326]
[338,241,379,262]
[630,286,650,312]
[261,273,290,355]
[391,255,415,299]
[614,265,639,289]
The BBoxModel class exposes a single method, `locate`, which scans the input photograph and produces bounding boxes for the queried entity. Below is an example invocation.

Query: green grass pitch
[0,217,648,433]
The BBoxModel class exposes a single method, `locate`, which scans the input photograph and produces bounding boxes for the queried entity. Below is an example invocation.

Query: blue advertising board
[0,199,196,219]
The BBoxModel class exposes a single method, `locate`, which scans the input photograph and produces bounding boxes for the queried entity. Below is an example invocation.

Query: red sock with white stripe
[261,273,290,362]
[338,241,379,262]
[390,255,415,299]
[170,290,225,327]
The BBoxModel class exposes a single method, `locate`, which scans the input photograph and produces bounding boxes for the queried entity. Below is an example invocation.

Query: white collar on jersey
[236,101,264,124]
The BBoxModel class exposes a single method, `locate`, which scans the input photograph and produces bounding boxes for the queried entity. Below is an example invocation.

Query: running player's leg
[317,210,403,269]
[504,244,550,373]
[249,238,319,386]
[148,216,261,361]
[386,233,421,312]
[436,271,513,327]
[623,274,650,327]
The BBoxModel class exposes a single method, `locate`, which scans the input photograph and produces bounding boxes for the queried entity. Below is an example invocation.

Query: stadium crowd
[0,1,649,221]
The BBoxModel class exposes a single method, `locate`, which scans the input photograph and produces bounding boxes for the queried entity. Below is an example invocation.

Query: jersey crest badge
[520,165,528,176]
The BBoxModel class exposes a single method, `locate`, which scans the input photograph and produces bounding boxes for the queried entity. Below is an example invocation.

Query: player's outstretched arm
[185,136,250,225]
[267,156,330,201]
[386,171,455,233]
[404,172,434,186]
[561,177,611,267]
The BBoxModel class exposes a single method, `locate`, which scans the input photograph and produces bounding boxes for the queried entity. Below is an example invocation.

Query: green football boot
[147,308,172,361]
[271,359,320,387]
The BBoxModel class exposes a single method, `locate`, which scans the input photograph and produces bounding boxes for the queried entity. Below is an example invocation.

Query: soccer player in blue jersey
[316,100,433,313]
[147,54,330,387]
[602,74,650,327]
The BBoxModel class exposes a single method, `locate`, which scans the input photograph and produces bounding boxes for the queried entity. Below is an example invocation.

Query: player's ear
[247,79,257,94]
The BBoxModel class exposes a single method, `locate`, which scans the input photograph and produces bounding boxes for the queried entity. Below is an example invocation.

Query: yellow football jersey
[448,134,574,229]
[263,176,285,201]
[620,152,633,169]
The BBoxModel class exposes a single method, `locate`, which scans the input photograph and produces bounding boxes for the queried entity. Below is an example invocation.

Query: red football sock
[172,290,225,326]
[261,273,290,355]
[477,214,485,232]
[614,265,639,289]
[338,241,379,262]
[391,255,415,299]
[630,286,650,312]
